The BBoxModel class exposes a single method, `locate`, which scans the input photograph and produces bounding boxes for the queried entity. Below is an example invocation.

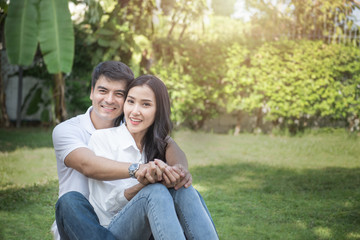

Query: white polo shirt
[88,123,146,227]
[52,106,96,199]
[51,106,96,239]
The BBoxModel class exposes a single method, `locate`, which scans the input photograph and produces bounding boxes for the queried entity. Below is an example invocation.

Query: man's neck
[90,111,115,130]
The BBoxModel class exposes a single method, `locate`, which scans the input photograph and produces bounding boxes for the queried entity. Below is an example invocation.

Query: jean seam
[174,201,194,240]
[148,198,166,240]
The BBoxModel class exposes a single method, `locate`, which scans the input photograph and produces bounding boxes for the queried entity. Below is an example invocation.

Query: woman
[88,75,218,240]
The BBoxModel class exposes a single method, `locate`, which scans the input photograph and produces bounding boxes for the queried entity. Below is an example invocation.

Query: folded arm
[162,137,192,189]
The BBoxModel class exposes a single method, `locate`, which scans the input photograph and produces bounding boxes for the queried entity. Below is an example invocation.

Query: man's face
[90,75,127,129]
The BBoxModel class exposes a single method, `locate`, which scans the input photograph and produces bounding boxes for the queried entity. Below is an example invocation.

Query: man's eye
[116,93,124,97]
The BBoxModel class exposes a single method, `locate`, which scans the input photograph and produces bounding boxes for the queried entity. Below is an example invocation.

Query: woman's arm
[165,137,188,169]
[164,138,192,189]
[124,183,146,201]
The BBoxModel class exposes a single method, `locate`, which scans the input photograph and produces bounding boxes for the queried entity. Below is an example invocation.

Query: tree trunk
[0,54,10,128]
[167,10,179,38]
[178,15,188,40]
[234,111,242,136]
[16,66,23,128]
[53,72,67,124]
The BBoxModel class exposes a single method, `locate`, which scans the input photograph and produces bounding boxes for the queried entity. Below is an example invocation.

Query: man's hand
[172,163,192,190]
[154,159,192,190]
[135,162,162,185]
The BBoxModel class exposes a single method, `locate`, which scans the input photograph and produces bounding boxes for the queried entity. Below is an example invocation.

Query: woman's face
[124,85,156,139]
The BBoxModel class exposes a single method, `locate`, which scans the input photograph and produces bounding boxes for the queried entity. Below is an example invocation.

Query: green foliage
[244,0,359,44]
[78,0,156,66]
[38,0,75,74]
[224,40,360,133]
[152,38,228,129]
[5,0,74,73]
[4,0,38,66]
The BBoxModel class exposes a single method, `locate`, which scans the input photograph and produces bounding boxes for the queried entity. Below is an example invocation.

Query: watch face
[129,163,139,171]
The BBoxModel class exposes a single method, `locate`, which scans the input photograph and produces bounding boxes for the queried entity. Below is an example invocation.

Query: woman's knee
[140,183,172,201]
[172,186,199,203]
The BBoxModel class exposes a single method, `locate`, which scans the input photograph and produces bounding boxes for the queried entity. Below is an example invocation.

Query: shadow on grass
[192,162,360,240]
[1,164,360,240]
[0,180,58,240]
[0,128,54,152]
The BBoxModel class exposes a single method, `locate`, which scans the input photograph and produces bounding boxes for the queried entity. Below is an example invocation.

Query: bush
[224,40,360,134]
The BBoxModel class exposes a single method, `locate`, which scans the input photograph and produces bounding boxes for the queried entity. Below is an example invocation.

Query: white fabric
[88,124,146,227]
[51,106,96,240]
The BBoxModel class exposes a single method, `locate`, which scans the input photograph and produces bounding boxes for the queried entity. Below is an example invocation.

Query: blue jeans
[56,191,116,240]
[56,186,218,240]
[108,184,218,240]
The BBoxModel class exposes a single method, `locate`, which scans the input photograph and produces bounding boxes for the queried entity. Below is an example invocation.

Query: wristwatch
[128,163,140,178]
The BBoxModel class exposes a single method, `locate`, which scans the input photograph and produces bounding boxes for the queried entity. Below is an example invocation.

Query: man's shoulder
[53,115,82,133]
[52,112,90,140]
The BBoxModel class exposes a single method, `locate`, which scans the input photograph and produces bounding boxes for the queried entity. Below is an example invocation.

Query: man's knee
[56,191,85,210]
[56,191,90,220]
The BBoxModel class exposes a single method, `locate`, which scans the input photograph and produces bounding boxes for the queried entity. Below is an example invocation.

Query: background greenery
[1,128,360,239]
[2,1,360,240]
[2,0,360,134]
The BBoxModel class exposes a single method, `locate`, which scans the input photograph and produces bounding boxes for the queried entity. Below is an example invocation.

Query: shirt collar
[117,124,147,163]
[80,106,96,135]
[117,124,139,151]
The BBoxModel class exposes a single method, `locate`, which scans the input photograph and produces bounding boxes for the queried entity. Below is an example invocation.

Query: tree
[4,0,74,125]
[243,0,360,42]
[0,0,9,127]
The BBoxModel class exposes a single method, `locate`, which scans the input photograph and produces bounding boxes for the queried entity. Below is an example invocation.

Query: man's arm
[65,148,157,183]
[65,148,131,180]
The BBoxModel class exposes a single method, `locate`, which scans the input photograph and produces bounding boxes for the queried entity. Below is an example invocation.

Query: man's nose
[105,93,114,103]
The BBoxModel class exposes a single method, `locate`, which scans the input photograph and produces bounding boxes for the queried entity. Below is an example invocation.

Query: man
[52,61,193,240]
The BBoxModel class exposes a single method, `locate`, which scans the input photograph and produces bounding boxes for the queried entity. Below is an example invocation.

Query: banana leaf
[38,0,74,74]
[5,0,38,66]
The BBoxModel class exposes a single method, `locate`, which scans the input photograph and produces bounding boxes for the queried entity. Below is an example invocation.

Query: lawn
[1,127,360,239]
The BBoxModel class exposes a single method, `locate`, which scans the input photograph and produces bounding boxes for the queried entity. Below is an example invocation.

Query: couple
[52,61,218,239]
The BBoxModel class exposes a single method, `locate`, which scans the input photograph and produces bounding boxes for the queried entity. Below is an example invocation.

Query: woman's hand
[135,161,162,185]
[154,159,192,189]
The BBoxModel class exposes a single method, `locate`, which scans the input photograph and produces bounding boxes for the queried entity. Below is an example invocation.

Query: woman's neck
[128,129,145,152]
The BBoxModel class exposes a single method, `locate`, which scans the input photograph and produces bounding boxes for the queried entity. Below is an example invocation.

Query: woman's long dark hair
[125,75,172,162]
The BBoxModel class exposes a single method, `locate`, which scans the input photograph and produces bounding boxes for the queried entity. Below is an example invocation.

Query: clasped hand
[135,159,192,190]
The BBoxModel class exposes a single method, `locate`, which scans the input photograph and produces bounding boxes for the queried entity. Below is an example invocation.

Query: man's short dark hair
[91,61,134,88]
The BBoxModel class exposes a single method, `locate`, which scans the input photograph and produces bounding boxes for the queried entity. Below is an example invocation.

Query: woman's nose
[132,104,140,115]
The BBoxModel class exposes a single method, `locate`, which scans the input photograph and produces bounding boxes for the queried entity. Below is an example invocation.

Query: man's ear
[90,87,94,100]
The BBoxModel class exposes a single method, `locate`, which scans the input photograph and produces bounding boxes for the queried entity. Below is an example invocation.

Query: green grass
[1,128,360,239]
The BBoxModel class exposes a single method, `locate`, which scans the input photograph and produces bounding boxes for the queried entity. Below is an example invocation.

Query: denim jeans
[56,185,218,240]
[55,191,116,240]
[168,186,218,239]
[108,184,218,240]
